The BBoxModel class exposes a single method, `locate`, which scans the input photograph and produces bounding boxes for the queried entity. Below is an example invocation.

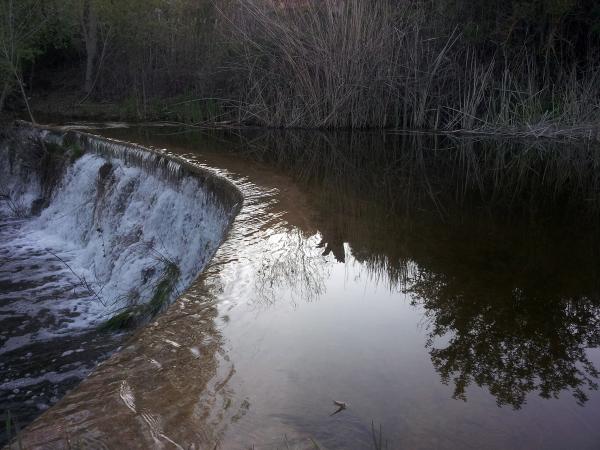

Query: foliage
[1,0,599,134]
[0,0,46,76]
[0,0,73,118]
[437,0,600,57]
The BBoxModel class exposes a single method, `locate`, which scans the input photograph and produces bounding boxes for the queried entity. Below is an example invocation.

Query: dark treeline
[1,0,599,134]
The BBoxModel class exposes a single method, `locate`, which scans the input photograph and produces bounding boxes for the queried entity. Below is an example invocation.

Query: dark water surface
[86,126,600,449]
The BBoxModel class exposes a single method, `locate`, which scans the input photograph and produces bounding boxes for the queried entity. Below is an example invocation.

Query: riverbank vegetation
[1,0,599,137]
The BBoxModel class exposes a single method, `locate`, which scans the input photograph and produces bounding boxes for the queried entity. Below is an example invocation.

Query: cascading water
[0,124,240,444]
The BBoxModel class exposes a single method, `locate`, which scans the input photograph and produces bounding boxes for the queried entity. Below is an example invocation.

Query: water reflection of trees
[246,130,600,409]
[225,129,600,408]
[114,126,600,408]
[357,216,600,408]
[230,130,600,225]
[254,229,330,306]
[420,285,600,408]
[326,198,600,408]
[404,228,600,408]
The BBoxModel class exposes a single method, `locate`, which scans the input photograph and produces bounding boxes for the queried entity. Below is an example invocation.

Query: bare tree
[81,0,98,95]
[0,0,49,123]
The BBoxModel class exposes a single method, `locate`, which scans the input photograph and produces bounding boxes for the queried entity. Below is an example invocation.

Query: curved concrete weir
[0,123,241,447]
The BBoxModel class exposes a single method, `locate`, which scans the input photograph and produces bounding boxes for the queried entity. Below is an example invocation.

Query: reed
[228,0,420,128]
[220,0,600,137]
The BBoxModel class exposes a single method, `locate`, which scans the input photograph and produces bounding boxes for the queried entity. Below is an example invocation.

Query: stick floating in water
[330,400,347,416]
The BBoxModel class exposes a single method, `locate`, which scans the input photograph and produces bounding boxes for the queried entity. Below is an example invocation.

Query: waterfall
[1,126,239,330]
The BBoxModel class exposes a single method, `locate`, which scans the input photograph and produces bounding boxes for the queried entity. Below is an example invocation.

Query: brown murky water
[17,126,600,449]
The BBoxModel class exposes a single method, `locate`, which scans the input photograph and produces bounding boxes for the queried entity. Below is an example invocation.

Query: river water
[9,125,600,449]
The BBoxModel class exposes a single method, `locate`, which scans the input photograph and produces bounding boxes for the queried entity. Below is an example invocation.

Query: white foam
[0,140,42,218]
[1,132,232,345]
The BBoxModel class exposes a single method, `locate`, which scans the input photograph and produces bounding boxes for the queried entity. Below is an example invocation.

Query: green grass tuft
[98,310,136,332]
[147,262,180,317]
[99,261,180,332]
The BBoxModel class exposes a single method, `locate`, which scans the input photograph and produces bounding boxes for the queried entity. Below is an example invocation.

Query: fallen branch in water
[47,250,107,307]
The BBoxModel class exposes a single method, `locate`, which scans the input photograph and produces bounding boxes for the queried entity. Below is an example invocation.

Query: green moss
[98,261,180,332]
[98,310,137,332]
[44,141,66,155]
[67,143,85,162]
[147,262,180,317]
[40,140,85,167]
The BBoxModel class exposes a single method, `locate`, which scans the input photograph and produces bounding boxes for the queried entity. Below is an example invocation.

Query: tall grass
[219,0,600,137]
[228,0,439,128]
[444,53,600,138]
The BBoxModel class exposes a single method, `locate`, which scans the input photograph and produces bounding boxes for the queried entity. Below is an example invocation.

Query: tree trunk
[13,68,35,123]
[0,83,8,113]
[82,0,98,95]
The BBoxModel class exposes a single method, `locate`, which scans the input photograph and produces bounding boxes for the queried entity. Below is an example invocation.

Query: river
[5,124,600,449]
